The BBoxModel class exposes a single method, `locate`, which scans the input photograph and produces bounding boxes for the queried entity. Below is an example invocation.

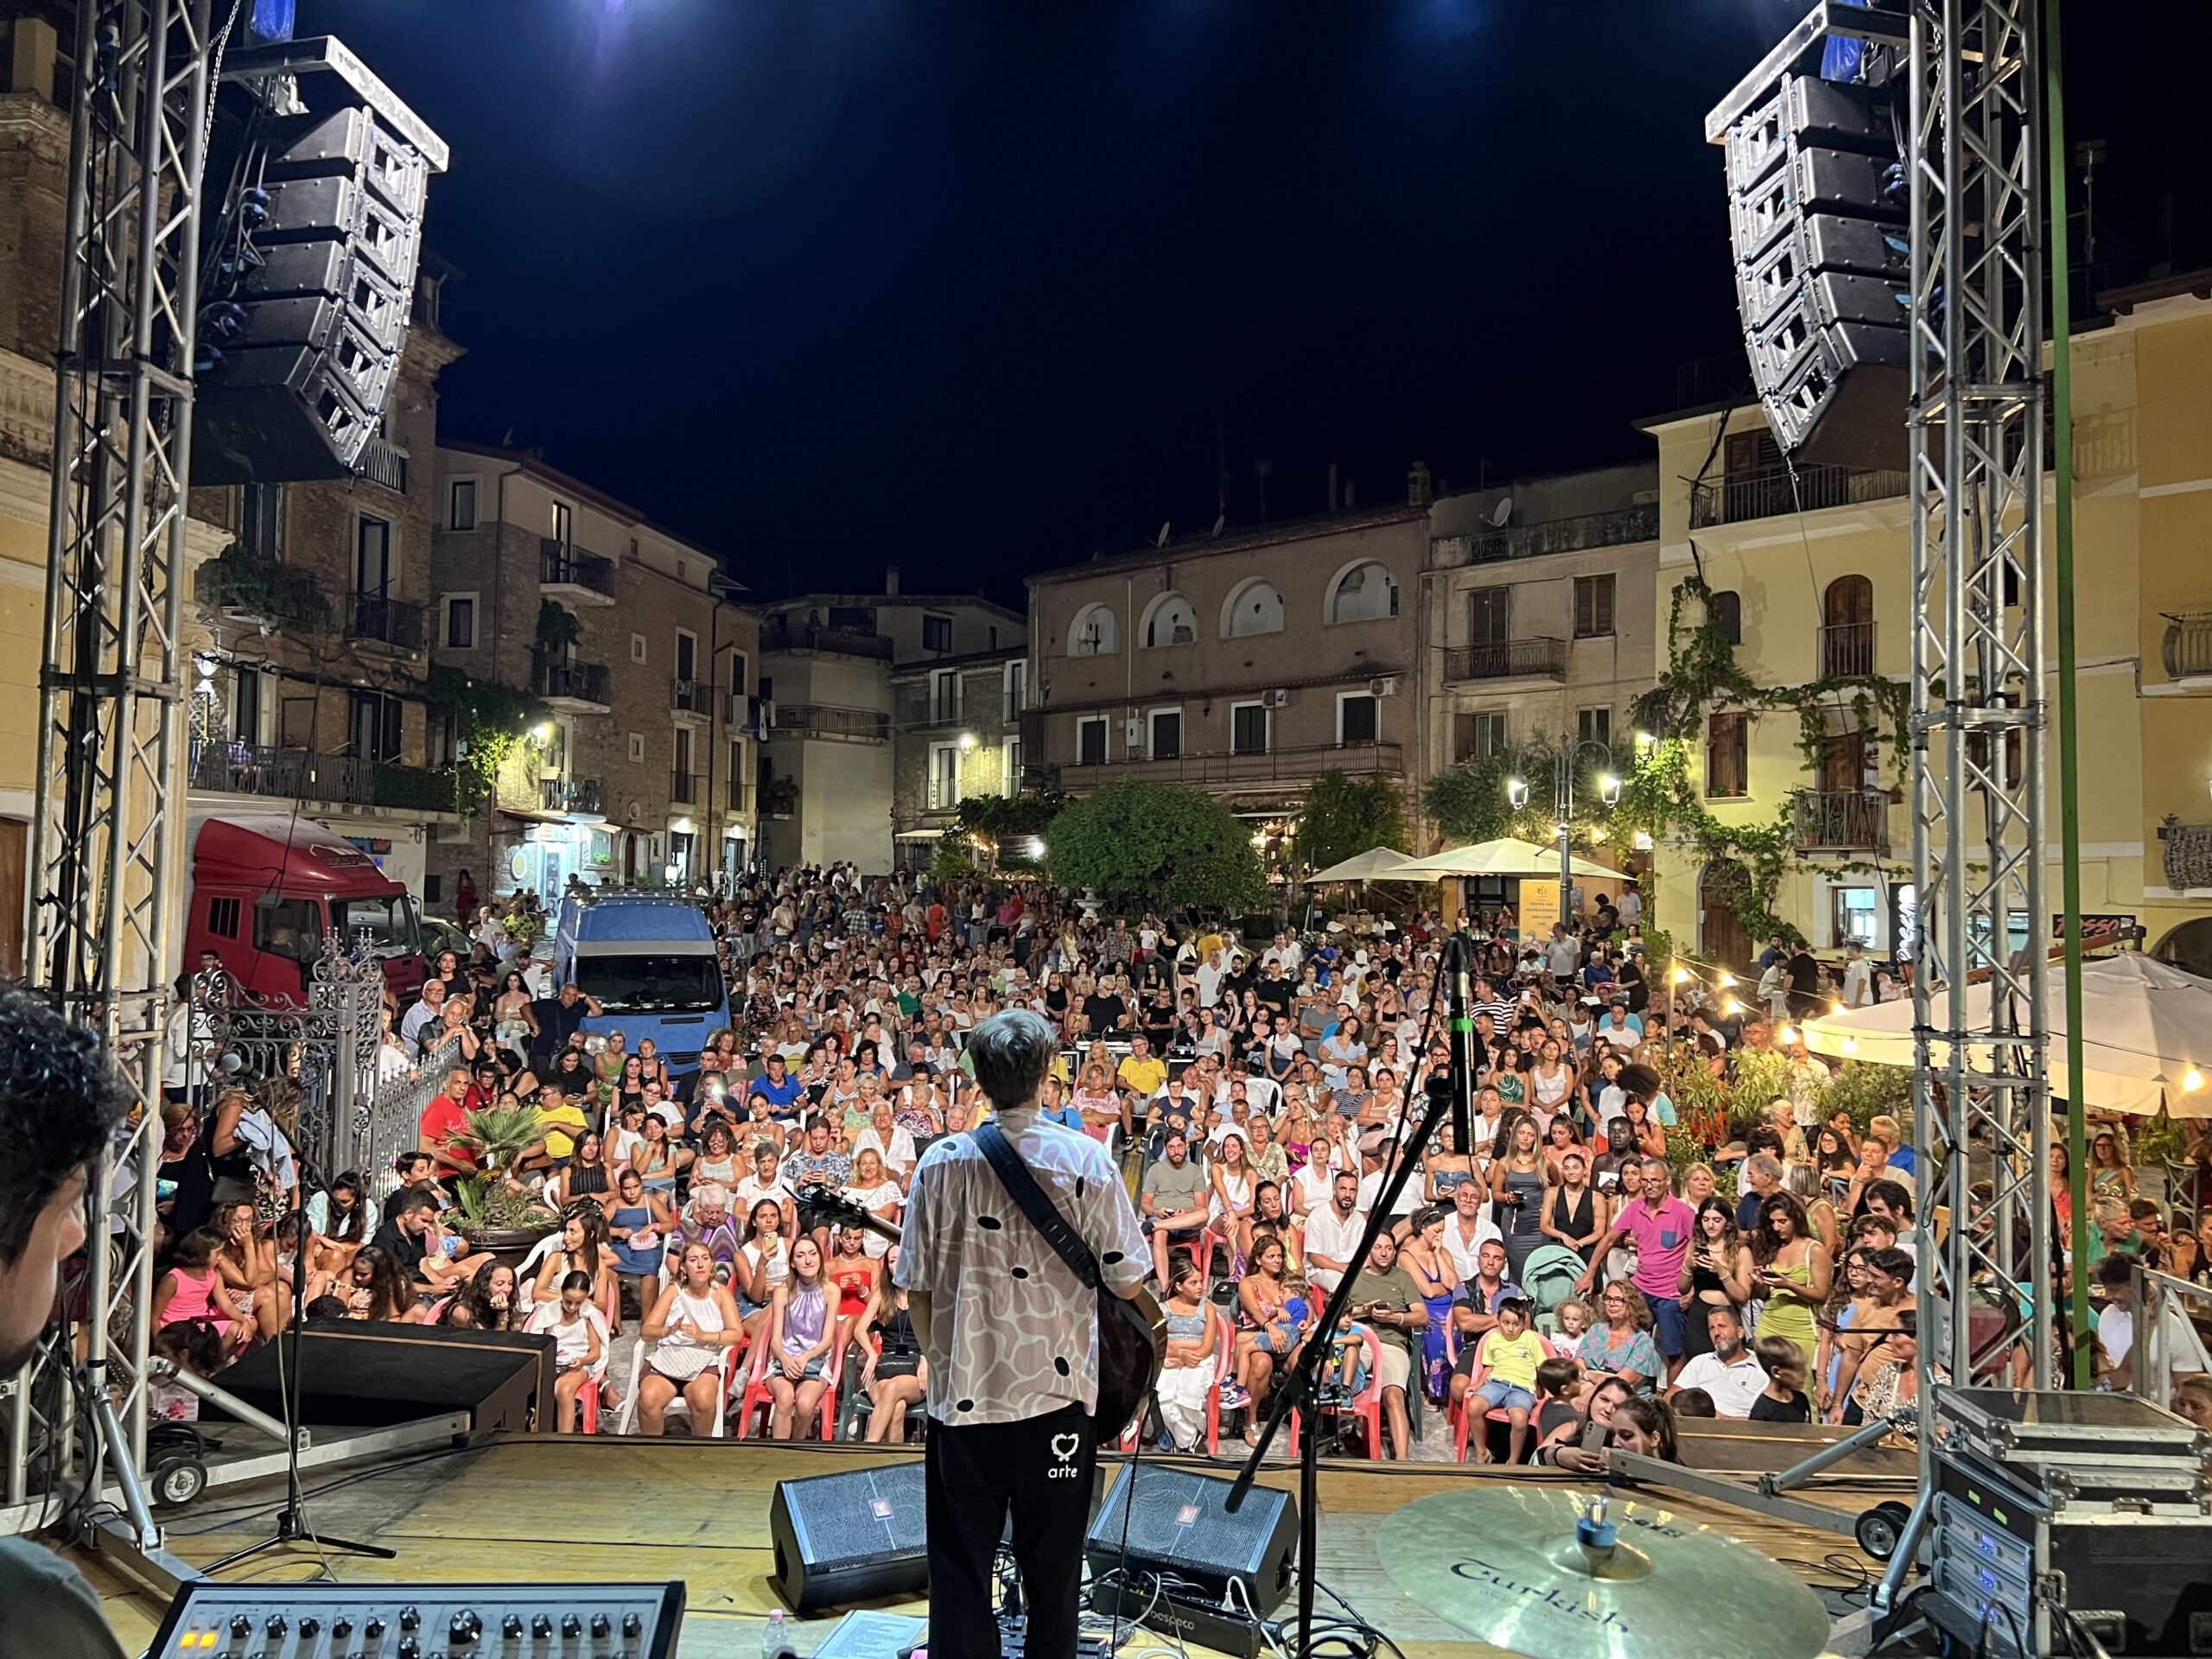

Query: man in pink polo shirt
[1576,1156,1697,1378]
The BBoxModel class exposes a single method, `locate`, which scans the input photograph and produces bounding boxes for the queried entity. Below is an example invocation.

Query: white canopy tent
[1376,836,1629,884]
[1799,954,2212,1117]
[1303,846,1418,884]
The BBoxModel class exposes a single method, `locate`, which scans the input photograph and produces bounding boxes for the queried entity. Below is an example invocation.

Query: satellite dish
[1489,496,1514,528]
[1156,521,1172,547]
[1211,512,1226,537]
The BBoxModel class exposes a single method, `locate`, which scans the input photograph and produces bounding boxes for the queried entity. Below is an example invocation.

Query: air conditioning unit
[1265,689,1289,708]
[1369,676,1399,697]
[1123,717,1144,747]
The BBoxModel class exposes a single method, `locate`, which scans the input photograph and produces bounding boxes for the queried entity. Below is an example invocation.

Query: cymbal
[1376,1485,1828,1659]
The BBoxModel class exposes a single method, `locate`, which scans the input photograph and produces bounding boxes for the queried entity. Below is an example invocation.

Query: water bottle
[760,1609,797,1659]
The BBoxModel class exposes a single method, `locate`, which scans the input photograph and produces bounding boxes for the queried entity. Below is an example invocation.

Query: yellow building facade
[1640,278,2212,975]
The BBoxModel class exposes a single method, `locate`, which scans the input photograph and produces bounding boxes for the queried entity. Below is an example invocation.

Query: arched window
[1067,602,1118,658]
[1821,575,1873,677]
[2153,919,2212,981]
[1327,562,1400,624]
[1222,579,1285,639]
[1707,588,1742,645]
[1141,592,1198,649]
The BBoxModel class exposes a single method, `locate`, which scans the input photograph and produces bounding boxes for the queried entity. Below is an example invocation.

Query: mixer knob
[448,1613,480,1646]
[300,1619,320,1639]
[397,1640,419,1659]
[619,1616,639,1640]
[399,1609,422,1633]
[230,1616,254,1639]
[587,1616,608,1641]
[266,1617,289,1637]
[501,1617,524,1642]
[364,1618,385,1641]
[530,1617,552,1641]
[558,1618,581,1641]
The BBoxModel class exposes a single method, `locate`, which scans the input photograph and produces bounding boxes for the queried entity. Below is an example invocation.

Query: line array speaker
[767,1459,931,1614]
[1083,1463,1298,1618]
[194,103,429,483]
[1719,71,1909,469]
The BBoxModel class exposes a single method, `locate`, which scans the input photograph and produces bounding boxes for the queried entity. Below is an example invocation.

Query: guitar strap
[973,1122,1102,1293]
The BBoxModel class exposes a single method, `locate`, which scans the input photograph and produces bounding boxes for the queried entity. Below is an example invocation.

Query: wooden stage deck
[76,1431,1907,1658]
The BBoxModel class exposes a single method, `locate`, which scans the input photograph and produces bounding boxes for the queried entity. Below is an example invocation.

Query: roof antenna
[1211,512,1226,537]
[1156,521,1172,547]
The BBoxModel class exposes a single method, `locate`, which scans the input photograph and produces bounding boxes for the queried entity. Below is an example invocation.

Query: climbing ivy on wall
[1618,573,1911,946]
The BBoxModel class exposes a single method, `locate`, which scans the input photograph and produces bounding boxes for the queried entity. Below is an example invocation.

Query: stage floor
[77,1433,1900,1658]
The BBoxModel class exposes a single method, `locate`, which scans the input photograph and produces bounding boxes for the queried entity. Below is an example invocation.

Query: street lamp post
[1508,738,1621,933]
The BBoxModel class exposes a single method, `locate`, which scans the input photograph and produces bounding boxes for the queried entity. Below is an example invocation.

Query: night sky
[317,1,2206,606]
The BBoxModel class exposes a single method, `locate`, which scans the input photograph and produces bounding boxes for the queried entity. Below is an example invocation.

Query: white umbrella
[1304,846,1417,884]
[1799,954,2212,1117]
[1376,836,1628,883]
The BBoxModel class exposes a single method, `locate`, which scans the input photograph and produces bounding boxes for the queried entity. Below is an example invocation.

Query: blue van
[554,893,730,1075]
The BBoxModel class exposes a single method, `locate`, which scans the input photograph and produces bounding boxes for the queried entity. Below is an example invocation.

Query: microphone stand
[204,1145,394,1572]
[1224,934,1474,1654]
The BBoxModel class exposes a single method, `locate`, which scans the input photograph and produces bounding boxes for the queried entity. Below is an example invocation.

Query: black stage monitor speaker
[195,101,430,483]
[1084,1464,1298,1618]
[768,1459,931,1614]
[1719,71,1909,470]
[207,1322,554,1433]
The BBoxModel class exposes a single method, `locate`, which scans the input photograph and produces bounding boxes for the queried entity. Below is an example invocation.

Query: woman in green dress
[1750,1191,1831,1357]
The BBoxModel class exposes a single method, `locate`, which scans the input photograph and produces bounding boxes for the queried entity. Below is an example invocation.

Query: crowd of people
[142,861,2212,1459]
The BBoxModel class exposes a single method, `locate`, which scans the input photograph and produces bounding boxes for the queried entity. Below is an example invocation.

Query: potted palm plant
[441,1103,563,1271]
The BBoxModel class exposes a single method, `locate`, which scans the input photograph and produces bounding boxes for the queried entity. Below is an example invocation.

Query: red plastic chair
[1452,1333,1559,1464]
[1289,1327,1386,1458]
[734,1330,841,1441]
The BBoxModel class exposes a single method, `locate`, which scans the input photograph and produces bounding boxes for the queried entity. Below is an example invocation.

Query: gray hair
[1746,1153,1784,1185]
[966,1008,1059,1112]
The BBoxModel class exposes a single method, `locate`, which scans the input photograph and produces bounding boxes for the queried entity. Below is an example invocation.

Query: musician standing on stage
[0,988,133,1659]
[896,1007,1149,1659]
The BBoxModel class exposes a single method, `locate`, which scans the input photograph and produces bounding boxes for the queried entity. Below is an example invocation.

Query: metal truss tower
[1904,0,2050,1398]
[6,0,215,1535]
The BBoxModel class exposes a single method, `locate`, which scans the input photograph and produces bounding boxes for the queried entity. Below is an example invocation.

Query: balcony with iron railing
[1792,787,1891,854]
[350,594,424,652]
[671,678,714,715]
[1820,620,1877,678]
[1442,637,1567,683]
[2162,612,2212,685]
[769,702,890,742]
[670,769,698,805]
[1066,740,1403,790]
[539,776,605,816]
[758,617,895,660]
[539,539,616,601]
[1440,503,1662,567]
[539,661,613,709]
[1690,463,1910,528]
[191,741,458,816]
[356,435,409,493]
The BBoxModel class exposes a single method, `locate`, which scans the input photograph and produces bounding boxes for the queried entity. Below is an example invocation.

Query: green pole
[2044,0,2094,1388]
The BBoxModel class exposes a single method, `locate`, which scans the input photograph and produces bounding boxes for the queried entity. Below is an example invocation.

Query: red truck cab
[183,812,426,1005]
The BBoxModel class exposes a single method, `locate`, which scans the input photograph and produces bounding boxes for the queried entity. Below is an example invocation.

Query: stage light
[1719,972,1736,988]
[1671,965,1688,985]
[2186,1067,2205,1093]
[1841,1037,1858,1055]
[1831,999,1847,1016]
[1723,997,1738,1016]
[1778,1024,1796,1043]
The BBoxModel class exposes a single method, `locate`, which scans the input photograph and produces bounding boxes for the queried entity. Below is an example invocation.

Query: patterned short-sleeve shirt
[894,1107,1149,1426]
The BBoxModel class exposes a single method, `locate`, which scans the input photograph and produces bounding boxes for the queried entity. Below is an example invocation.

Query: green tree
[1046,780,1266,913]
[427,666,549,817]
[1293,771,1408,873]
[949,788,1071,869]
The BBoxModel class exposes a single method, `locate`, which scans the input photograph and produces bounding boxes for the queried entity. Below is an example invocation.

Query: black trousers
[924,1402,1095,1659]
